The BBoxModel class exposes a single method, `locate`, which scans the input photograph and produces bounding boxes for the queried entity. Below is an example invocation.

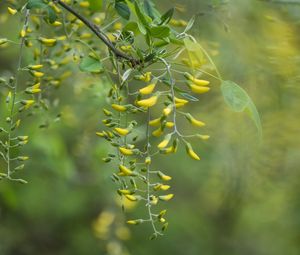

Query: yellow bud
[127,219,143,225]
[149,117,161,126]
[120,45,132,52]
[7,7,17,15]
[197,134,210,140]
[20,29,26,38]
[136,96,158,108]
[189,84,210,94]
[152,128,163,137]
[111,104,127,112]
[113,22,123,30]
[114,127,130,136]
[119,165,133,176]
[186,143,200,160]
[125,194,139,202]
[139,83,156,95]
[185,113,205,127]
[157,171,172,181]
[165,122,175,128]
[52,21,62,26]
[119,147,134,156]
[174,96,188,104]
[145,156,151,165]
[38,37,57,47]
[157,134,172,149]
[159,194,174,201]
[163,106,172,116]
[79,1,90,7]
[30,71,44,78]
[135,72,152,82]
[28,64,43,70]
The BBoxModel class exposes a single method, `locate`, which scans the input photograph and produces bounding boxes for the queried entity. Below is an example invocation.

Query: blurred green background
[1,0,300,255]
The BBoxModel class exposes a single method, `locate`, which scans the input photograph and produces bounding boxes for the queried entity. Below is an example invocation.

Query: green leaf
[184,15,196,33]
[179,93,199,102]
[183,38,205,68]
[221,80,262,137]
[149,26,170,38]
[79,57,103,73]
[159,8,174,25]
[123,21,140,35]
[115,1,131,20]
[144,0,160,21]
[26,0,47,9]
[46,6,57,23]
[134,1,151,28]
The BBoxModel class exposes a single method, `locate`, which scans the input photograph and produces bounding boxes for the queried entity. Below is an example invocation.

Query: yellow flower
[119,165,133,176]
[7,7,17,15]
[30,71,44,78]
[185,143,200,160]
[114,127,130,136]
[163,106,172,116]
[38,37,57,47]
[189,84,210,94]
[159,194,174,201]
[152,127,163,137]
[174,96,188,104]
[136,95,158,108]
[20,29,26,38]
[120,45,132,52]
[185,113,205,127]
[149,118,161,126]
[184,72,210,86]
[157,134,172,149]
[197,134,210,140]
[28,64,43,70]
[21,100,35,109]
[125,194,139,202]
[119,147,134,156]
[111,104,127,112]
[79,1,90,7]
[157,171,172,181]
[139,83,156,95]
[127,219,143,225]
[135,72,152,82]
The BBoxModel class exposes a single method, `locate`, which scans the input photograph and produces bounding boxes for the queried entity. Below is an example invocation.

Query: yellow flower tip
[159,194,174,201]
[31,71,44,78]
[111,104,127,112]
[135,72,152,82]
[136,96,158,108]
[139,83,156,95]
[119,165,133,176]
[186,114,206,127]
[120,45,132,52]
[193,79,210,86]
[190,84,210,94]
[7,7,17,15]
[114,127,130,136]
[119,147,134,156]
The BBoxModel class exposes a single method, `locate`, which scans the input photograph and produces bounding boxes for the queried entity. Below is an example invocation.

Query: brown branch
[53,0,141,67]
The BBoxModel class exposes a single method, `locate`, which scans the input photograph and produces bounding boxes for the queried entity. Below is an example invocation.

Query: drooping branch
[53,0,141,67]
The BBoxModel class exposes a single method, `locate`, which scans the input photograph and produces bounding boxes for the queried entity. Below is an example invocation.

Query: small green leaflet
[115,1,130,20]
[221,80,262,138]
[79,57,103,73]
[149,26,170,38]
